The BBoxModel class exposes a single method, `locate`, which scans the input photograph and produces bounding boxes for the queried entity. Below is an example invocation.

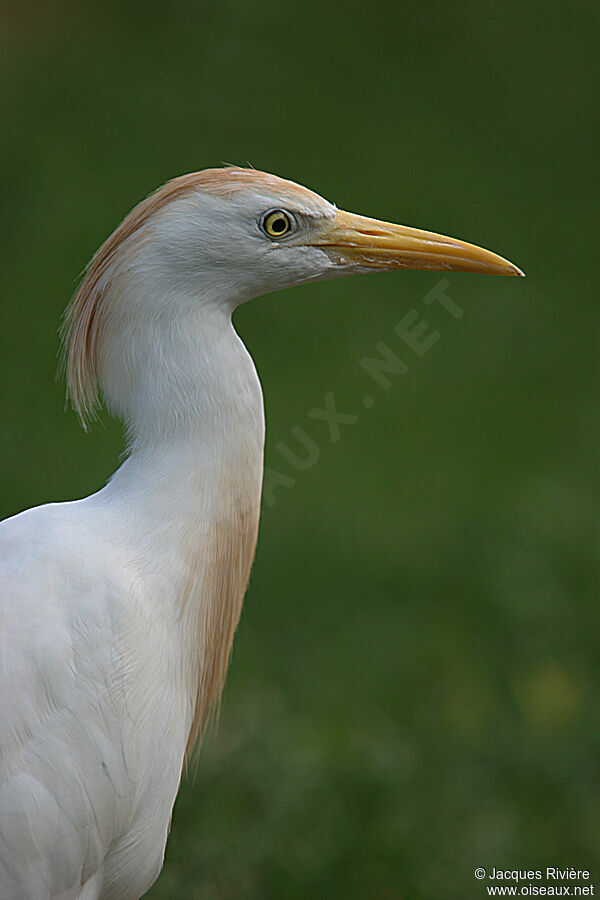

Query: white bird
[0,167,522,899]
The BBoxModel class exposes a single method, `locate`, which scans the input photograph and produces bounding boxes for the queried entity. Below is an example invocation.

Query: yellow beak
[311,209,524,277]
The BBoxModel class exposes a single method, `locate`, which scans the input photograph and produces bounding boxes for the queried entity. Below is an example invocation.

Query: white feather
[1,170,338,898]
[2,166,516,897]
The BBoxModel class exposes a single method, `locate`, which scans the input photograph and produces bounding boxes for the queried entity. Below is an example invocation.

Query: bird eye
[261,209,293,238]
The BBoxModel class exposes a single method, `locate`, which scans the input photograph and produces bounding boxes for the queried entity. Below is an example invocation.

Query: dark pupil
[271,216,287,233]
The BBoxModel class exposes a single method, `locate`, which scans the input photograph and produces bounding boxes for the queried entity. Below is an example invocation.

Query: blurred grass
[1,1,599,896]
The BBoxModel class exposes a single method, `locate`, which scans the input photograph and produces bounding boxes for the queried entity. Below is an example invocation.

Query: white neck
[99,299,265,756]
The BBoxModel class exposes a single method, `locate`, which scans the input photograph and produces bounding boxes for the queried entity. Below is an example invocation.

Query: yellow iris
[262,210,292,237]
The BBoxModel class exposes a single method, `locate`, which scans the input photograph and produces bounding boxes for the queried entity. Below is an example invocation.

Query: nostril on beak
[355,228,387,237]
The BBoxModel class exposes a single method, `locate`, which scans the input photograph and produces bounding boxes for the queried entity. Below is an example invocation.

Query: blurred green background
[1,1,599,897]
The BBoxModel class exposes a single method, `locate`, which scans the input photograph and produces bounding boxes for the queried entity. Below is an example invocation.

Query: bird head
[62,166,523,426]
[122,167,523,300]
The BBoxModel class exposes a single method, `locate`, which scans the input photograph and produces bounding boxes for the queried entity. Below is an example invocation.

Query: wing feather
[0,505,138,898]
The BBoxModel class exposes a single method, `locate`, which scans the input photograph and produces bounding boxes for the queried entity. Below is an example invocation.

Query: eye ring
[261,209,294,239]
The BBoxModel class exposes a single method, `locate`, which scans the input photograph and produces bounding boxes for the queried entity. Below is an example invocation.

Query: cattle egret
[0,167,523,898]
